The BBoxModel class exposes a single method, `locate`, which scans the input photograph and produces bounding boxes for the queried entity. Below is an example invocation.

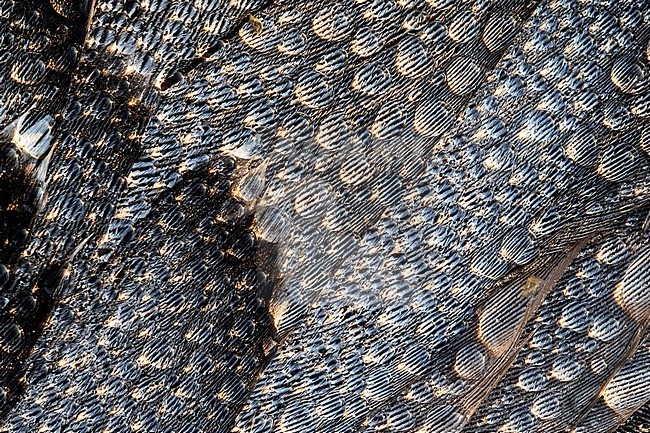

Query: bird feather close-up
[0,0,649,432]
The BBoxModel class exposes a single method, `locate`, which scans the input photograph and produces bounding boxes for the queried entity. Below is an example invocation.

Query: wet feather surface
[0,0,649,432]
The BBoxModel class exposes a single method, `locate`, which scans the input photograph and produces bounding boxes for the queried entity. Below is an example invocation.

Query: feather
[0,0,649,432]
